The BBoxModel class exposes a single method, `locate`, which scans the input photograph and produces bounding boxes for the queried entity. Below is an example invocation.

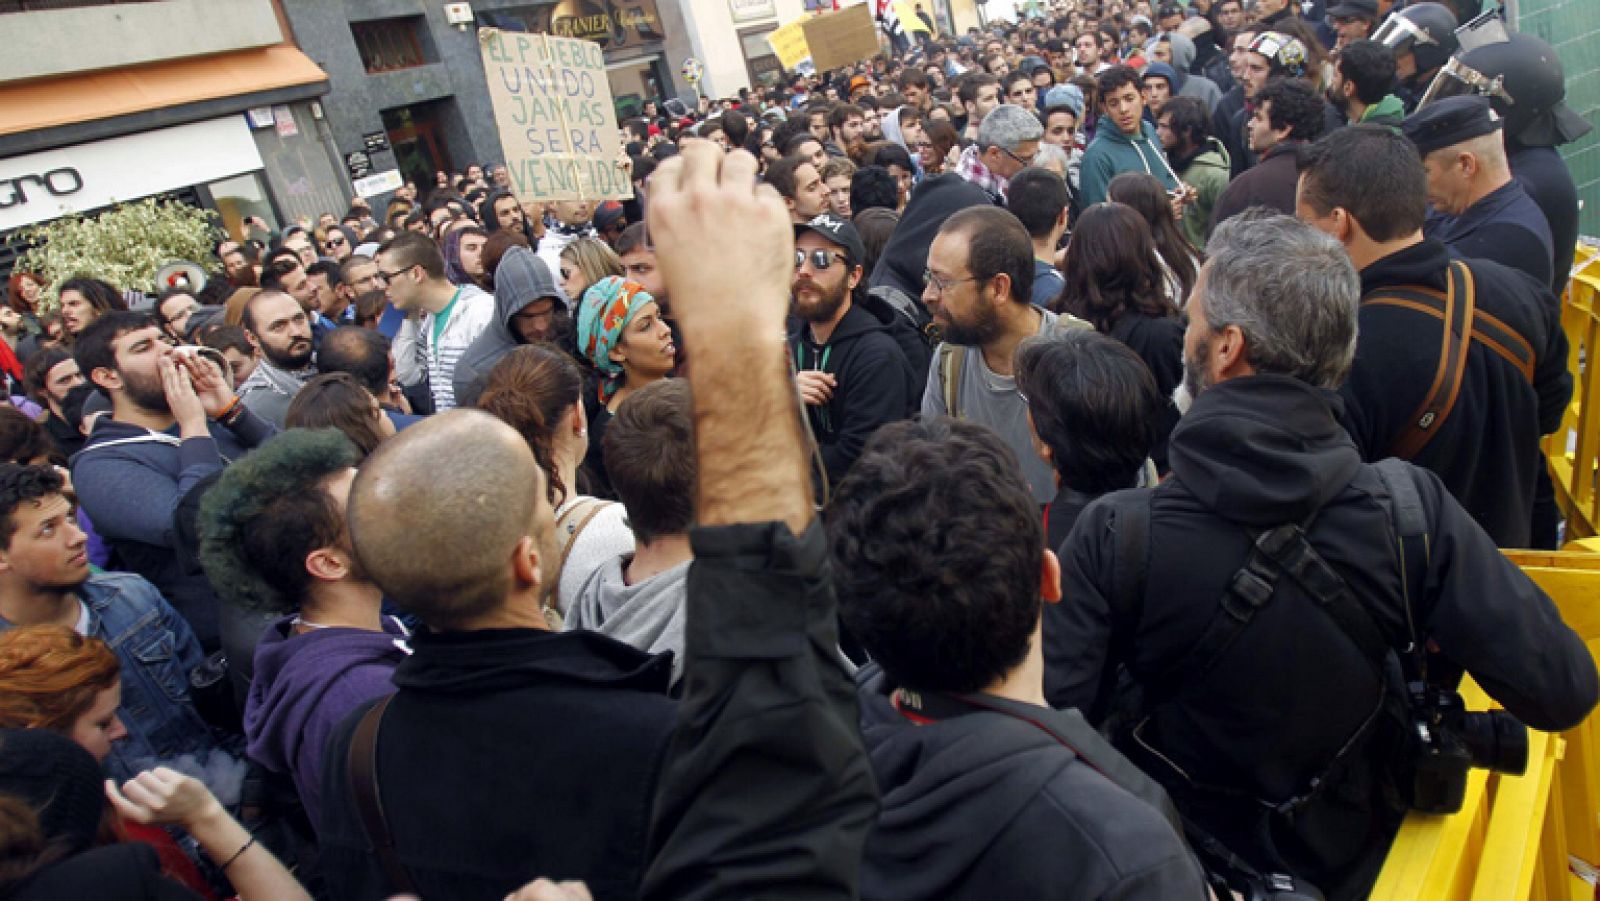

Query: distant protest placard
[479,28,632,202]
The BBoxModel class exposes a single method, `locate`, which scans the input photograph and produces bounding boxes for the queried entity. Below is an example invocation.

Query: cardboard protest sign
[766,18,812,70]
[479,28,632,202]
[802,4,881,72]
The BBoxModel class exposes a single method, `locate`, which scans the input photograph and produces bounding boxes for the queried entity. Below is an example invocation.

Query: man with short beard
[921,207,1091,504]
[237,290,317,429]
[787,214,917,484]
[71,311,277,648]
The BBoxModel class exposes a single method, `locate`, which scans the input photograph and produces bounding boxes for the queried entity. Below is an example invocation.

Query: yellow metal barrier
[1372,550,1600,900]
[1544,244,1600,540]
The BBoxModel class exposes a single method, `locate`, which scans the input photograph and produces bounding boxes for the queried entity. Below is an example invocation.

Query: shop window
[351,16,430,73]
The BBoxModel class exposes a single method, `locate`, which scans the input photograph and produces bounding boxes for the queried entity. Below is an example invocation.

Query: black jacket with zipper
[1047,374,1597,898]
[788,300,919,486]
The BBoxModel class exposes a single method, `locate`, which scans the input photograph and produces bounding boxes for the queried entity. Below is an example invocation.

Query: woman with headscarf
[575,277,674,499]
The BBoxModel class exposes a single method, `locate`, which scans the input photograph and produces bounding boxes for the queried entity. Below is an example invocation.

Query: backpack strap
[1364,269,1534,385]
[1365,260,1483,459]
[1110,488,1152,632]
[348,695,417,895]
[1372,458,1430,653]
[938,343,964,419]
[550,498,613,629]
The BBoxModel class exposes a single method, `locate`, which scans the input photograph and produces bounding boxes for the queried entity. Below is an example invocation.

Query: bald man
[317,410,677,901]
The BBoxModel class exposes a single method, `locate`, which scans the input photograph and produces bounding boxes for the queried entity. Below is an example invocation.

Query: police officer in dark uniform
[1421,31,1593,297]
[1045,203,1595,900]
[1372,2,1458,111]
[1405,95,1556,291]
[1303,126,1568,548]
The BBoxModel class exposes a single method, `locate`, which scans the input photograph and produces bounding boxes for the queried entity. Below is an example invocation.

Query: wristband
[220,834,256,870]
[217,397,244,428]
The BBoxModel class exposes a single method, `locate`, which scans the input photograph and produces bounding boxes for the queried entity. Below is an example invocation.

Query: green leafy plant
[15,199,222,313]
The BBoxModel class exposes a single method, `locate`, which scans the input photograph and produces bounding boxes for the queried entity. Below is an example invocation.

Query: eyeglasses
[1001,146,1038,167]
[374,264,418,284]
[323,238,347,250]
[795,250,849,271]
[924,269,988,295]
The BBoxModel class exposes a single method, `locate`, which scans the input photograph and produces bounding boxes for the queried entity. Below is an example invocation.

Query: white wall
[677,0,815,99]
[0,0,282,83]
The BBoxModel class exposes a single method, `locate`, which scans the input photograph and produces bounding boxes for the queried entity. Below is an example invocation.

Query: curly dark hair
[0,465,66,549]
[0,409,58,468]
[1256,77,1327,143]
[826,418,1043,694]
[197,429,360,615]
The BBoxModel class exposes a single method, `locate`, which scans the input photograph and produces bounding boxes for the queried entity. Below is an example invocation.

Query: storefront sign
[0,169,83,210]
[0,117,263,232]
[729,0,776,23]
[766,19,811,70]
[480,28,631,202]
[353,169,405,198]
[482,1,666,50]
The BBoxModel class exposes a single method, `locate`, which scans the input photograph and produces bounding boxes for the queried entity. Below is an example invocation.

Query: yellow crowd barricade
[1372,550,1600,900]
[1544,243,1600,540]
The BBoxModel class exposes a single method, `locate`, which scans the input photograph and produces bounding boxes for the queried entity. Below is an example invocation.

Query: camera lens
[1460,710,1529,775]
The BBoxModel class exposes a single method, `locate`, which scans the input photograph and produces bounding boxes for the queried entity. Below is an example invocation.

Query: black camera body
[1404,683,1530,814]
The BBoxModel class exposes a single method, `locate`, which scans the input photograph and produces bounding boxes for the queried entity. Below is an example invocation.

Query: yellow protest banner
[479,28,632,202]
[766,18,811,70]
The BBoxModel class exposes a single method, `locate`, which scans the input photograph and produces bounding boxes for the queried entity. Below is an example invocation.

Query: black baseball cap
[794,213,866,265]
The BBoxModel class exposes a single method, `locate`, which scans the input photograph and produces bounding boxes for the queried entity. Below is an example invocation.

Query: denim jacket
[81,572,223,781]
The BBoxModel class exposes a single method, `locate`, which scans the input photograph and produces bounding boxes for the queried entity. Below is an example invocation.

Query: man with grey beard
[1048,212,1596,899]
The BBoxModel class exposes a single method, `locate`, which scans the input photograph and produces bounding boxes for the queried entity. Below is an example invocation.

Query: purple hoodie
[244,615,410,827]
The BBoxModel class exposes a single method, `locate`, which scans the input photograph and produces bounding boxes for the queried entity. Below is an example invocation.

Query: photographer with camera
[1045,211,1598,901]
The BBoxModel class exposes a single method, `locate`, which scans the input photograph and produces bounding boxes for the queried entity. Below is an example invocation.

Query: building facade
[281,0,709,200]
[0,0,337,270]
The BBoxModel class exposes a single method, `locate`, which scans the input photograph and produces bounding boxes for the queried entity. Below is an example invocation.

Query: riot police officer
[1373,2,1459,110]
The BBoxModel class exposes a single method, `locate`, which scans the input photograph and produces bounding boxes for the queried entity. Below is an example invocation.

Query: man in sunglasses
[788,214,918,486]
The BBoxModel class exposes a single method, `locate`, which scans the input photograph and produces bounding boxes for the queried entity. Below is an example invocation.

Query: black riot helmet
[1422,31,1594,147]
[1373,3,1460,78]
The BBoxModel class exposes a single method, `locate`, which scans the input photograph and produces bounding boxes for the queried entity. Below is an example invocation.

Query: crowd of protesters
[0,0,1594,898]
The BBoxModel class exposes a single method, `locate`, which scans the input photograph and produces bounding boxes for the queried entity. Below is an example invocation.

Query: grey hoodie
[566,555,689,685]
[451,245,567,408]
[1150,32,1224,114]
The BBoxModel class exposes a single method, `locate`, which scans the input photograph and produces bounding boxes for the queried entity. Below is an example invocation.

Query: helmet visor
[1373,14,1434,53]
[1419,56,1516,108]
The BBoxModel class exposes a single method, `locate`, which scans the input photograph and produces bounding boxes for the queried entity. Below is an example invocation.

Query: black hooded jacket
[855,665,1208,899]
[319,628,677,901]
[869,173,992,314]
[1048,374,1597,897]
[788,299,918,485]
[1340,239,1569,547]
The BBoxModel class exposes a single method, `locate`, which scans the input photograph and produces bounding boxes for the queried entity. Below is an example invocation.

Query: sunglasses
[324,238,347,250]
[795,250,849,270]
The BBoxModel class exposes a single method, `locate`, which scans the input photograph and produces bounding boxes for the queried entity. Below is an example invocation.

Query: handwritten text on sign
[480,29,631,202]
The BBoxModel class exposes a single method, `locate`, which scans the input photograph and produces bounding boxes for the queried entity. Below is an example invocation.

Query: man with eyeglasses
[954,104,1043,203]
[788,214,917,485]
[379,232,493,412]
[921,206,1091,505]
